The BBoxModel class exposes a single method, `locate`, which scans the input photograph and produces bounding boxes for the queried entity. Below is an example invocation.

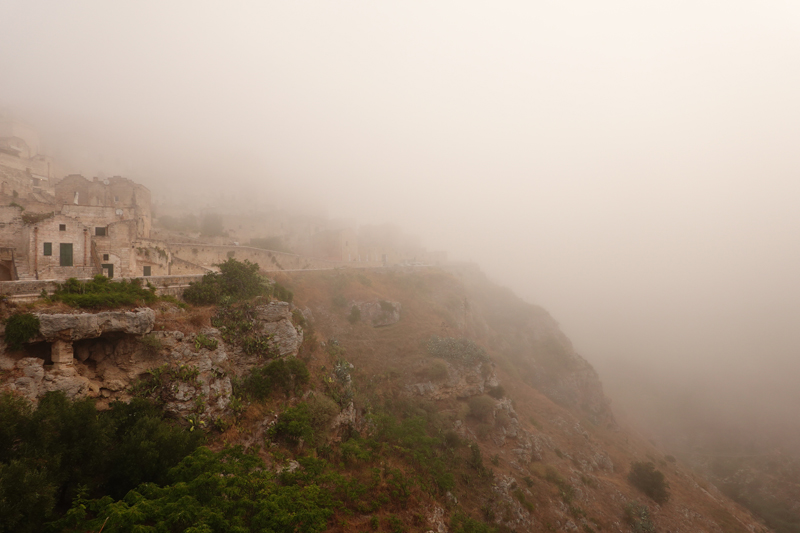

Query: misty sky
[3,1,800,440]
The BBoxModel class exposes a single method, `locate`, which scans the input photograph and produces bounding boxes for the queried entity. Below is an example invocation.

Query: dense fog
[3,1,800,453]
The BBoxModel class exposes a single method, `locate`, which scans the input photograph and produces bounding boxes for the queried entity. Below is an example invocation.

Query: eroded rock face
[37,308,155,341]
[254,301,303,358]
[405,359,498,400]
[4,357,93,401]
[353,300,401,327]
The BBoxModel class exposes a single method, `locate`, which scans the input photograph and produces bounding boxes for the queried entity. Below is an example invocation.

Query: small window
[143,266,151,276]
[95,227,106,236]
[43,242,52,256]
[114,195,119,202]
[59,224,66,231]
[103,254,109,261]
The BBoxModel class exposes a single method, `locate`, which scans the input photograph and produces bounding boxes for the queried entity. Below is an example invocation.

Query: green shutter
[43,242,52,256]
[143,266,151,276]
[59,243,73,266]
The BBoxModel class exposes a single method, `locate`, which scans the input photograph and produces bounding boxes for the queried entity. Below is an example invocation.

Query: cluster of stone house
[0,174,153,281]
[0,115,446,283]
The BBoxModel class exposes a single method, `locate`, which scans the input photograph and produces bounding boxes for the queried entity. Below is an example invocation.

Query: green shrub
[272,282,294,303]
[451,512,497,533]
[467,395,495,422]
[193,333,218,351]
[427,336,489,365]
[4,313,40,350]
[51,276,156,309]
[628,461,670,504]
[183,258,267,305]
[0,392,202,532]
[347,305,361,324]
[623,501,655,532]
[138,333,162,355]
[270,402,315,445]
[237,358,310,401]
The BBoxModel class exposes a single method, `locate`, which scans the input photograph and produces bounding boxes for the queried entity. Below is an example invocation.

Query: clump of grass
[138,333,163,355]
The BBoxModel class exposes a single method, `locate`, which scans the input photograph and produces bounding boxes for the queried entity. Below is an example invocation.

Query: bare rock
[259,319,303,357]
[405,360,497,400]
[256,301,292,323]
[37,308,155,342]
[353,300,401,327]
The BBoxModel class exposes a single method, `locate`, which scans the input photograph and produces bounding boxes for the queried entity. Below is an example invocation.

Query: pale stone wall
[30,215,95,280]
[93,220,138,278]
[166,243,383,272]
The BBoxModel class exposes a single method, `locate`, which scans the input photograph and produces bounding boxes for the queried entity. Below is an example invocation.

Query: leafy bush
[623,501,656,532]
[628,461,670,504]
[193,333,218,351]
[270,402,315,445]
[272,282,294,303]
[51,276,156,309]
[427,336,489,365]
[4,313,40,350]
[467,395,495,422]
[183,258,267,305]
[50,446,335,533]
[237,358,310,401]
[451,512,497,533]
[348,305,361,324]
[0,392,202,532]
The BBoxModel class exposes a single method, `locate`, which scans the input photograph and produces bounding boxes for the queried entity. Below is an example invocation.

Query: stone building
[0,172,154,280]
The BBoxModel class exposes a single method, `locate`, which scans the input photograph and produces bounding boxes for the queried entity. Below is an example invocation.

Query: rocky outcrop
[353,300,401,327]
[255,301,303,357]
[405,359,498,400]
[3,357,93,401]
[36,308,155,341]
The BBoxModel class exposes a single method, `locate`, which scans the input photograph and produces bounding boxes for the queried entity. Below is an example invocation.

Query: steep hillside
[0,265,773,532]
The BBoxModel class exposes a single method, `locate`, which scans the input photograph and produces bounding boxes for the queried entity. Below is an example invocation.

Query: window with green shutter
[143,266,151,276]
[43,242,52,256]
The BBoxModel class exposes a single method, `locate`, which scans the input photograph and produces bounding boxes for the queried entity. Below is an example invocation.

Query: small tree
[628,461,670,504]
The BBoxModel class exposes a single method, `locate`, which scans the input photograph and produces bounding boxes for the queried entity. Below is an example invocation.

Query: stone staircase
[13,258,36,280]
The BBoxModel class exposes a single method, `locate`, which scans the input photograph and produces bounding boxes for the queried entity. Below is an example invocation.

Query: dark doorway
[102,263,114,278]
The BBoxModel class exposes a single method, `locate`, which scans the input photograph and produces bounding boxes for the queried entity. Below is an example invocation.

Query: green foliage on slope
[0,392,203,533]
[51,275,157,308]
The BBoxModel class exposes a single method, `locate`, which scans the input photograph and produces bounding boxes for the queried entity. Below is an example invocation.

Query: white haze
[3,0,800,450]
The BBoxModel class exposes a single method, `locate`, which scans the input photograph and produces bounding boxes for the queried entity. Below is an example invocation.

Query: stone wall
[166,243,383,272]
[0,273,205,302]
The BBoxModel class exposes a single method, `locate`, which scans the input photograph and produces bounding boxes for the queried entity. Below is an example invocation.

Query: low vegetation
[628,461,670,504]
[3,313,40,350]
[183,258,267,305]
[0,392,203,533]
[235,358,310,401]
[427,336,489,365]
[50,275,157,308]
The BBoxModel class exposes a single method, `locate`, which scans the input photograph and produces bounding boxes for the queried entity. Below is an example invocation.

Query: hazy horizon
[3,0,800,452]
